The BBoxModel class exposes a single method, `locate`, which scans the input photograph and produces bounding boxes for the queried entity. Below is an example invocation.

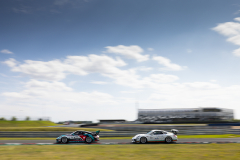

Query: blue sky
[1,0,240,122]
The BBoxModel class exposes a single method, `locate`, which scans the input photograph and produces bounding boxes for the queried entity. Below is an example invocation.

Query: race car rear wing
[96,130,100,135]
[171,129,179,135]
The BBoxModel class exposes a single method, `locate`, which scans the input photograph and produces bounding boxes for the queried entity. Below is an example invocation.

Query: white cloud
[109,71,179,89]
[3,45,240,120]
[12,6,31,14]
[152,56,187,71]
[148,48,154,51]
[25,79,73,92]
[65,54,126,75]
[210,79,217,82]
[90,81,108,84]
[69,81,77,86]
[3,92,32,99]
[1,49,13,54]
[233,48,240,56]
[105,45,149,62]
[147,74,179,83]
[213,18,240,57]
[7,59,67,81]
[2,80,115,104]
[120,91,136,93]
[0,73,8,77]
[144,83,240,119]
[182,82,220,90]
[234,17,240,22]
[3,56,182,89]
[227,35,240,45]
[2,58,17,67]
[3,55,127,81]
[135,66,153,72]
[213,22,240,36]
[2,47,187,90]
[2,73,240,120]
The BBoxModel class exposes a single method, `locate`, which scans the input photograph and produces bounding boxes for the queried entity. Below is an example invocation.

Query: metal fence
[87,125,231,132]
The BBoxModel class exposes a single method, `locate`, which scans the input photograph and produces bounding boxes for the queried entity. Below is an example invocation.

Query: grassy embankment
[0,121,58,127]
[0,127,112,132]
[0,121,112,132]
[0,144,239,160]
[0,121,111,140]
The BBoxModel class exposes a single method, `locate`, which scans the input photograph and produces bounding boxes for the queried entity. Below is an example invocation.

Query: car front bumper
[132,138,139,143]
[56,139,61,143]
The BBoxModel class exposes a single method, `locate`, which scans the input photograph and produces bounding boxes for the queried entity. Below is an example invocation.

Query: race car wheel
[165,137,172,143]
[85,136,93,144]
[140,137,147,144]
[61,137,68,144]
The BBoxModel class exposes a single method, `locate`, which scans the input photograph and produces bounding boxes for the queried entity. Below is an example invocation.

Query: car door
[69,131,80,140]
[151,131,164,141]
[78,131,86,141]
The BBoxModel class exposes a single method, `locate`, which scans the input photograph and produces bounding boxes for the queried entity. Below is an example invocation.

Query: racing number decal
[69,136,83,140]
[69,136,76,139]
[80,135,86,140]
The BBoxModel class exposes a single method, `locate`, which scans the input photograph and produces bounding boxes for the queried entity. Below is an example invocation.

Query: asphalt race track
[1,138,240,145]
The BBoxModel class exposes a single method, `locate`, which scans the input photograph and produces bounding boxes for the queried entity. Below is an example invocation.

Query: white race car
[132,129,178,144]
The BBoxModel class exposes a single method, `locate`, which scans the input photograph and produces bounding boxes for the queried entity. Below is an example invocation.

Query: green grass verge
[0,121,58,127]
[178,134,240,139]
[0,127,112,132]
[0,134,239,140]
[0,144,239,160]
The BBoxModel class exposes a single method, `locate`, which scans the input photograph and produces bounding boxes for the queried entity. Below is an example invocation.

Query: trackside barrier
[86,126,231,131]
[0,129,239,138]
[208,123,240,126]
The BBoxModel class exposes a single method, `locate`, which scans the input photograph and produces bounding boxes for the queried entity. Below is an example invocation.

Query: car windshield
[71,131,77,135]
[147,131,153,134]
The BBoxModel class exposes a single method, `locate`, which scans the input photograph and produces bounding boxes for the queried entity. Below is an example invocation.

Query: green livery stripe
[148,139,177,142]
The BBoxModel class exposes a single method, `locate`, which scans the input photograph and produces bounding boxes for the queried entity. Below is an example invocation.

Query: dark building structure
[99,119,126,123]
[137,107,234,123]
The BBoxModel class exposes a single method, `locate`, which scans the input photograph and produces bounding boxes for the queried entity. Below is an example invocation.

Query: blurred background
[1,0,240,138]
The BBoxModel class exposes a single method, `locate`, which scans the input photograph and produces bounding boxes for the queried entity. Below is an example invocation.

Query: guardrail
[0,129,239,138]
[86,126,231,131]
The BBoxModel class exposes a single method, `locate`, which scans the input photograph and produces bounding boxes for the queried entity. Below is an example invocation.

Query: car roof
[151,130,164,132]
[73,130,85,132]
[76,130,91,133]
